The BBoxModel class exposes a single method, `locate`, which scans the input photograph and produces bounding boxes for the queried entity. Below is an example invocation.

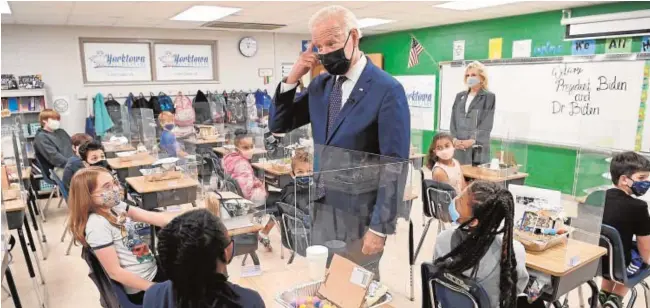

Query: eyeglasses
[92,179,121,196]
[227,237,236,264]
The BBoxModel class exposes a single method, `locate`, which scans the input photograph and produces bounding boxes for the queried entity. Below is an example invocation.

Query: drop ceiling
[0,1,608,35]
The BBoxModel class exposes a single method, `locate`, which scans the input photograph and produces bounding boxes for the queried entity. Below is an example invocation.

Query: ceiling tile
[9,1,74,15]
[1,14,15,24]
[14,14,68,25]
[67,15,121,27]
[69,1,137,16]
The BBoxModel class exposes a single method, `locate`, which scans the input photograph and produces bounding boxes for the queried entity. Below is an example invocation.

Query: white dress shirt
[465,93,476,114]
[281,54,368,110]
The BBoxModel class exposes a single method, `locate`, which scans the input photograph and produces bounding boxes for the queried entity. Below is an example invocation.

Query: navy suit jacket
[270,58,410,234]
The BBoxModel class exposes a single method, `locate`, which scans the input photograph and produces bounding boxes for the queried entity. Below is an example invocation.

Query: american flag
[408,37,424,68]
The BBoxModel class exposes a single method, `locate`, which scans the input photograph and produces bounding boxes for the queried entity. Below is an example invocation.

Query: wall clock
[239,37,258,57]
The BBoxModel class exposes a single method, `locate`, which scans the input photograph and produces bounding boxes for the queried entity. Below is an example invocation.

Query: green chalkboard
[361,1,650,193]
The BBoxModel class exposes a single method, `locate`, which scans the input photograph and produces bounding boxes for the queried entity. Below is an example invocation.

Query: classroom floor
[3,171,650,307]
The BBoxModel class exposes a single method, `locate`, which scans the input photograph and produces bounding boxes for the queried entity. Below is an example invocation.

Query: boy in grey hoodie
[34,109,73,180]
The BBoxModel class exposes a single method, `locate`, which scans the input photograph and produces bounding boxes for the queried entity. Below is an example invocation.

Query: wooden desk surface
[213,147,267,156]
[103,143,135,153]
[107,155,156,169]
[410,153,426,160]
[3,198,26,212]
[252,162,292,176]
[228,224,264,236]
[5,166,31,181]
[525,239,606,276]
[126,176,199,194]
[215,191,244,200]
[184,137,226,145]
[461,165,529,182]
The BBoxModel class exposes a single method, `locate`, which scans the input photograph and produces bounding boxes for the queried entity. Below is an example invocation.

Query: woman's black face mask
[318,31,354,76]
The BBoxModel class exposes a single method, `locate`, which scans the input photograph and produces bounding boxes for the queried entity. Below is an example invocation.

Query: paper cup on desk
[306,245,329,281]
[490,158,500,170]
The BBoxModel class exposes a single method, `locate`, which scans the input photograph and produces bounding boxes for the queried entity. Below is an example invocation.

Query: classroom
[1,1,650,308]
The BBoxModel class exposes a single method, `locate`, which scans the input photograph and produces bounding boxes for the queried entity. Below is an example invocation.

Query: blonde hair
[67,167,119,246]
[38,109,61,128]
[308,5,362,38]
[204,192,221,218]
[464,61,488,90]
[159,111,174,124]
[291,150,312,171]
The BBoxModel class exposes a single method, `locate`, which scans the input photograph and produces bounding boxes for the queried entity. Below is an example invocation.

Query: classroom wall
[361,1,650,193]
[1,25,308,134]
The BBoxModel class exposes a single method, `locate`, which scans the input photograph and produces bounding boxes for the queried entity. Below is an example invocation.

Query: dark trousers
[126,269,167,304]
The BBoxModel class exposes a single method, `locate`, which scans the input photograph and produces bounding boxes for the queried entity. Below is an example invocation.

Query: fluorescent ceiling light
[434,0,524,11]
[0,1,11,15]
[171,5,241,22]
[358,18,395,29]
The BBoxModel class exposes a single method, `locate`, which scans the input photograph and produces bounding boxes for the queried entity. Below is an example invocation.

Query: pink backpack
[174,92,195,127]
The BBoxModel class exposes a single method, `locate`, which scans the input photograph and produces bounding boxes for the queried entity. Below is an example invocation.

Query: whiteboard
[439,60,650,150]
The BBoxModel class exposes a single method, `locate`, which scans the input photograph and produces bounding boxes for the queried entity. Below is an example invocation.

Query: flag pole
[409,33,439,68]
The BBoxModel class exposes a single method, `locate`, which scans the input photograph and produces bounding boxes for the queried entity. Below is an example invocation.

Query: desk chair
[49,172,75,256]
[33,154,62,221]
[598,224,650,308]
[277,201,310,264]
[82,246,142,308]
[421,262,491,308]
[416,170,456,260]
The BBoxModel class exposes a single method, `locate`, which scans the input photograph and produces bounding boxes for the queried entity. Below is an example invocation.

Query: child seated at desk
[143,209,265,308]
[63,140,106,191]
[600,151,650,308]
[222,129,267,204]
[159,111,187,158]
[68,167,177,304]
[427,132,466,194]
[434,181,534,308]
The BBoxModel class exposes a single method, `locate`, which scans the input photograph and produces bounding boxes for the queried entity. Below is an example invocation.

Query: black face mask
[318,31,355,76]
[90,160,108,168]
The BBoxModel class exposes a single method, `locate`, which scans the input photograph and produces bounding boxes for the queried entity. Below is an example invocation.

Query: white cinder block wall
[1,25,308,133]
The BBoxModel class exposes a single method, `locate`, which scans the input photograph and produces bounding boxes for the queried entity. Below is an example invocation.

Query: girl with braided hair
[143,209,265,308]
[433,181,533,308]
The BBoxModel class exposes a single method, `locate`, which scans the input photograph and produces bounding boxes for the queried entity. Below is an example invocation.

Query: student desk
[125,176,199,210]
[461,165,529,186]
[102,143,136,159]
[3,167,47,259]
[213,147,267,158]
[107,155,156,182]
[410,153,426,170]
[525,239,606,305]
[252,162,292,189]
[183,136,226,152]
[3,198,47,307]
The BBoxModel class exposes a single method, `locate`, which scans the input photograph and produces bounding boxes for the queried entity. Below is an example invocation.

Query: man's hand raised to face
[286,42,319,85]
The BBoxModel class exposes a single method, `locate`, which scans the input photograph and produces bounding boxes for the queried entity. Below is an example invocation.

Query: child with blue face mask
[599,151,650,308]
[158,111,187,158]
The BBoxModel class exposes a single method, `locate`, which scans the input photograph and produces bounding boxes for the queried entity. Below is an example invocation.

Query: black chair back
[49,171,69,201]
[421,262,491,308]
[277,201,310,257]
[420,170,456,222]
[33,150,55,185]
[599,224,629,284]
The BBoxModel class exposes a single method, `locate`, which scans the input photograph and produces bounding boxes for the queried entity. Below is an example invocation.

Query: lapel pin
[359,88,364,92]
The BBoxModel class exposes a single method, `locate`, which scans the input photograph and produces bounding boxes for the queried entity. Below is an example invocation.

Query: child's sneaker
[258,233,272,252]
[603,295,623,308]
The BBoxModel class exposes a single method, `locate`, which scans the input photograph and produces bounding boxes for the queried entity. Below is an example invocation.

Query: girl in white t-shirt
[67,167,177,304]
[427,132,467,194]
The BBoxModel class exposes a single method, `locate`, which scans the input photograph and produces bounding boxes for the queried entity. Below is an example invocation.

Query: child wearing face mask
[159,111,187,158]
[427,132,467,195]
[34,109,74,180]
[67,167,177,304]
[599,152,650,308]
[63,140,106,191]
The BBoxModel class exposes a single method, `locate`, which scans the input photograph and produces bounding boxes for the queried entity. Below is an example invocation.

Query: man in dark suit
[270,5,410,270]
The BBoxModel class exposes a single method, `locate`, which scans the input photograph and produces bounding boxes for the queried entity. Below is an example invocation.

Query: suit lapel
[326,60,374,144]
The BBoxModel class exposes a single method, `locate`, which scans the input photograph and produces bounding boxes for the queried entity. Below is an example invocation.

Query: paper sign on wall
[82,42,152,83]
[512,39,532,58]
[571,39,596,56]
[281,62,294,78]
[641,36,650,53]
[489,38,503,59]
[606,37,632,54]
[154,43,215,81]
[394,75,436,131]
[453,40,465,60]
